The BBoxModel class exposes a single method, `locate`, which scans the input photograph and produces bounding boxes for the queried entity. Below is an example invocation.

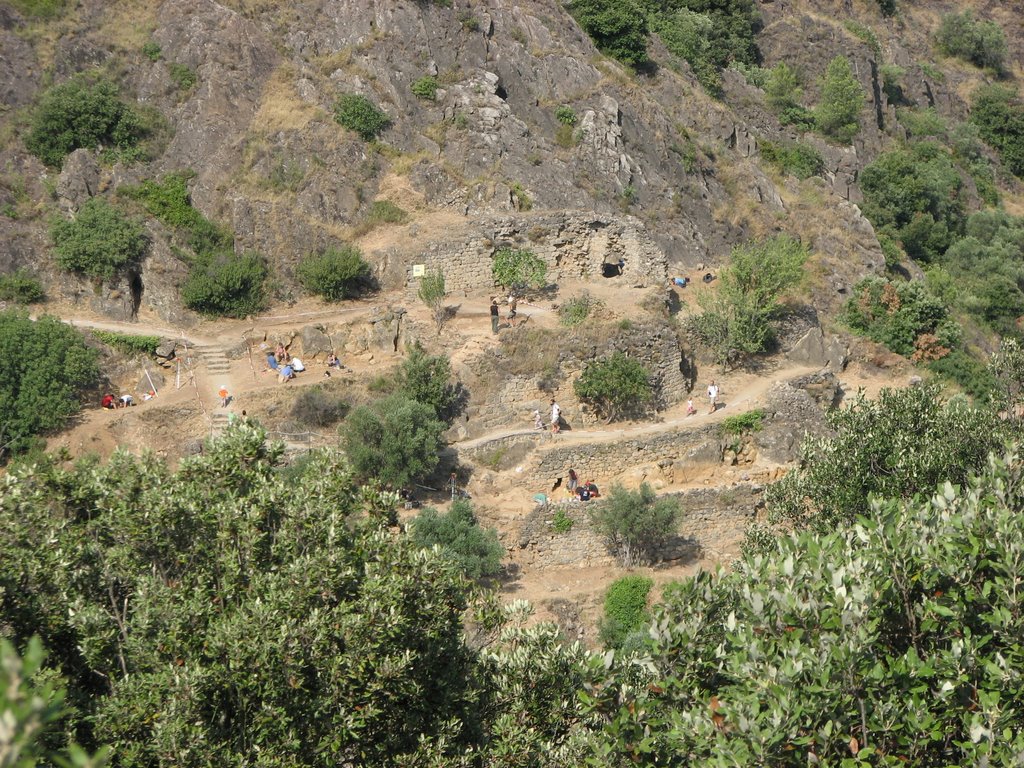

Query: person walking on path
[550,398,561,435]
[707,380,719,414]
[490,298,500,334]
[218,385,230,408]
[533,409,545,430]
[507,294,518,328]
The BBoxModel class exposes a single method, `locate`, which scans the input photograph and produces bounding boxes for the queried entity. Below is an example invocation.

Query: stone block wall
[516,484,761,570]
[405,211,669,296]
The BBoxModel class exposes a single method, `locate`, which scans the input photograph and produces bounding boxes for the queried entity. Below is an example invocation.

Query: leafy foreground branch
[4,423,1024,766]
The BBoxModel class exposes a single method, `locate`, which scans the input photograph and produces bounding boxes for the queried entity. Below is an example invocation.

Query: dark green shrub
[491,247,546,290]
[168,63,197,91]
[876,0,896,16]
[91,330,160,356]
[395,342,464,423]
[599,575,653,648]
[291,385,350,428]
[928,349,998,402]
[333,94,391,141]
[844,276,957,359]
[550,507,574,533]
[119,173,233,255]
[759,139,823,179]
[180,251,268,318]
[141,41,161,61]
[411,76,439,100]
[558,292,601,327]
[340,393,445,487]
[555,105,577,125]
[970,85,1024,178]
[778,104,815,130]
[764,61,802,110]
[589,482,681,567]
[721,408,766,435]
[574,351,653,422]
[27,78,144,167]
[295,246,371,301]
[571,0,649,67]
[410,500,504,581]
[815,56,863,143]
[0,311,99,460]
[935,12,1007,73]
[50,197,148,280]
[0,270,44,304]
[8,0,68,18]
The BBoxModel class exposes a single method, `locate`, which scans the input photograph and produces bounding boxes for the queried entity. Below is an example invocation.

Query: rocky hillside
[0,0,1021,328]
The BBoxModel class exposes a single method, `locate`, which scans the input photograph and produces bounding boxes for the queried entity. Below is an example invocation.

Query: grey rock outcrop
[788,326,848,372]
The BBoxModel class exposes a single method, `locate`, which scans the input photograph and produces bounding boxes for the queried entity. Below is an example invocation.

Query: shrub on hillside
[291,385,349,428]
[843,276,958,359]
[168,63,197,91]
[0,270,44,304]
[418,268,447,333]
[91,330,160,356]
[395,342,465,424]
[180,251,268,318]
[50,197,148,281]
[119,173,233,255]
[491,247,546,291]
[571,0,649,67]
[333,93,391,141]
[558,292,601,327]
[340,393,445,488]
[27,78,143,167]
[814,56,863,143]
[589,483,681,567]
[0,311,98,460]
[598,575,653,649]
[409,500,504,582]
[970,85,1024,178]
[295,246,371,301]
[764,61,802,111]
[758,139,823,179]
[574,351,653,422]
[411,76,439,100]
[9,0,68,19]
[935,11,1008,73]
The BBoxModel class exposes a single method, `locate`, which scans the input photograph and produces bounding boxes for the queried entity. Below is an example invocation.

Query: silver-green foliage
[588,483,681,567]
[586,450,1024,766]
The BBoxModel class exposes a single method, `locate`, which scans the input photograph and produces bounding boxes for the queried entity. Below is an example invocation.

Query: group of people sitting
[102,393,136,409]
[266,343,345,383]
[552,469,601,502]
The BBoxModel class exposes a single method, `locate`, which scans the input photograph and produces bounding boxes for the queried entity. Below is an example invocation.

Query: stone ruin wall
[404,211,669,297]
[515,484,762,570]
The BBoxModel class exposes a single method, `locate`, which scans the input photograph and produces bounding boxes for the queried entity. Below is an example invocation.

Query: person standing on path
[218,385,230,408]
[507,294,518,328]
[707,380,719,414]
[550,398,561,435]
[490,298,500,334]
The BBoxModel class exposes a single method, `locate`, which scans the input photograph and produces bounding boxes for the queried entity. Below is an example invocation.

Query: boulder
[56,149,100,212]
[300,325,333,358]
[788,326,848,372]
[136,369,166,395]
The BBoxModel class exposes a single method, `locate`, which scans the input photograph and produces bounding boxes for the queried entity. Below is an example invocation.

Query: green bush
[778,104,815,130]
[928,348,998,402]
[180,251,268,318]
[92,330,161,356]
[410,500,504,581]
[395,342,464,423]
[491,247,546,290]
[897,106,946,138]
[860,142,965,262]
[365,199,409,225]
[50,197,148,280]
[574,351,653,422]
[814,56,863,143]
[118,172,233,255]
[571,0,649,67]
[341,393,445,488]
[0,311,99,460]
[555,105,577,125]
[418,268,447,333]
[291,385,349,428]
[688,235,808,366]
[970,85,1024,178]
[721,408,766,435]
[141,41,161,61]
[758,139,823,179]
[295,246,371,301]
[8,0,68,19]
[844,276,956,359]
[0,270,44,304]
[558,291,601,327]
[26,78,143,168]
[411,75,439,100]
[935,11,1008,73]
[168,63,197,91]
[876,0,896,15]
[550,507,574,533]
[599,575,653,649]
[763,61,802,111]
[589,482,681,567]
[761,383,1007,533]
[333,93,391,141]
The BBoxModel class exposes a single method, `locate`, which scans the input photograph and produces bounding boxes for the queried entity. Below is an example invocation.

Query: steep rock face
[0,7,39,110]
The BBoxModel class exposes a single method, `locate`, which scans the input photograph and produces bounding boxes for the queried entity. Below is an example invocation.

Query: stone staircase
[190,342,233,436]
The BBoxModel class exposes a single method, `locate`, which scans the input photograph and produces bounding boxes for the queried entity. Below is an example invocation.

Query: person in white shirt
[707,381,719,414]
[550,399,561,434]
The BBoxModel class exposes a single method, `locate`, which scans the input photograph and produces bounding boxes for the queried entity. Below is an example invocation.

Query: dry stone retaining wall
[517,484,761,570]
